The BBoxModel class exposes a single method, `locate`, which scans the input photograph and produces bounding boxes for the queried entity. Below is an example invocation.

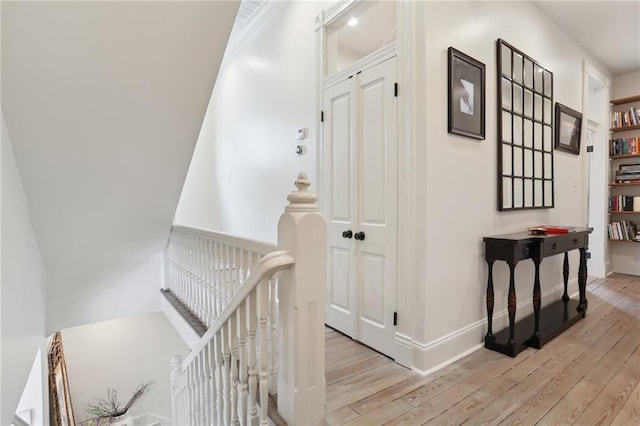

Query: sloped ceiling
[2,1,239,268]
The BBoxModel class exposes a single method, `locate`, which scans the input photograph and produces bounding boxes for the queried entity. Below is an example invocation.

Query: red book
[528,226,573,235]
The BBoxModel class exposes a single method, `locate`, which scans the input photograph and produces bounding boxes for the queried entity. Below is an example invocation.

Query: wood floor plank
[348,374,431,415]
[424,292,630,424]
[611,380,640,425]
[536,325,640,425]
[500,323,640,425]
[344,399,414,426]
[573,344,640,425]
[321,273,640,425]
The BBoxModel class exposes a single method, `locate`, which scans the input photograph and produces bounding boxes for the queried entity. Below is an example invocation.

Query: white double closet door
[322,56,398,358]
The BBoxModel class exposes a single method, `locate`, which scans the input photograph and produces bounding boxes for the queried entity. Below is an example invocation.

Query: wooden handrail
[182,250,294,367]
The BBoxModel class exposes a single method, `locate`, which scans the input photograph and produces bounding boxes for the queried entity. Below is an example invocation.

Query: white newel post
[277,173,327,424]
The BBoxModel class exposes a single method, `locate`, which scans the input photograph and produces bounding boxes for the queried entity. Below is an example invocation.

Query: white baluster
[214,331,224,426]
[221,325,231,425]
[237,300,249,426]
[215,241,223,317]
[202,343,212,426]
[258,278,270,425]
[187,364,195,425]
[269,277,278,395]
[206,341,216,424]
[207,239,215,327]
[224,243,231,306]
[229,315,240,426]
[247,288,259,426]
[193,352,204,425]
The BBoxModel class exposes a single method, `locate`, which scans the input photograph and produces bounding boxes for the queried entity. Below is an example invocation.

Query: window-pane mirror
[497,39,554,210]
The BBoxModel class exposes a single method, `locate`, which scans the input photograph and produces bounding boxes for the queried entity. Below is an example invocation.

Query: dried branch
[85,381,155,420]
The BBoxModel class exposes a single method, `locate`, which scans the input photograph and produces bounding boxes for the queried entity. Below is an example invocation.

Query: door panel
[360,252,386,325]
[329,248,351,312]
[331,93,352,221]
[323,57,397,357]
[360,77,388,224]
[324,77,357,337]
[356,57,397,357]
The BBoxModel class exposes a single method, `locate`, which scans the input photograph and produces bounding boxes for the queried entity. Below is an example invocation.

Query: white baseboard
[409,278,579,375]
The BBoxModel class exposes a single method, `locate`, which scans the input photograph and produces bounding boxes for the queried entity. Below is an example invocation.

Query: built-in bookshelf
[608,94,640,245]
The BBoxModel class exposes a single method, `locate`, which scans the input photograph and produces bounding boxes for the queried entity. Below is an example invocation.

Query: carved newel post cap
[286,172,319,212]
[170,355,183,370]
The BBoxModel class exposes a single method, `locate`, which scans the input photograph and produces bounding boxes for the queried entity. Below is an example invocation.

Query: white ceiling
[532,1,640,76]
[1,1,239,267]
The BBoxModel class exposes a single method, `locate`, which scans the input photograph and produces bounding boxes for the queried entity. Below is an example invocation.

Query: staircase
[162,173,327,425]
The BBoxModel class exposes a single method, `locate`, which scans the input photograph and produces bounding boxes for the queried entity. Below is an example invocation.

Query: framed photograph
[448,47,485,140]
[555,103,582,155]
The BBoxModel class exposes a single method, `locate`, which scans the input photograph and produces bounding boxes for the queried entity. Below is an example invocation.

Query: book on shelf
[608,220,639,241]
[615,171,640,183]
[620,163,640,172]
[609,195,637,211]
[609,137,640,156]
[611,108,640,129]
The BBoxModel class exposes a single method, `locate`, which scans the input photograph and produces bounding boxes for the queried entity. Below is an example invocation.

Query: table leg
[485,260,495,344]
[578,247,588,314]
[532,257,541,341]
[562,252,569,302]
[507,261,517,345]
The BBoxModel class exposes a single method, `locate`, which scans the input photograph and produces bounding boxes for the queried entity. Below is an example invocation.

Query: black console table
[483,227,592,357]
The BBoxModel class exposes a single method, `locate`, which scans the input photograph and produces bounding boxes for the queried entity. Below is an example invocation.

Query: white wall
[16,348,46,426]
[175,1,610,372]
[46,254,164,334]
[175,1,327,242]
[410,0,607,370]
[61,312,188,424]
[612,70,640,99]
[1,111,48,425]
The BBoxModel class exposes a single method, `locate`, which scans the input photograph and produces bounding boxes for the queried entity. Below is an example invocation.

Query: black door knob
[354,231,365,241]
[342,230,353,239]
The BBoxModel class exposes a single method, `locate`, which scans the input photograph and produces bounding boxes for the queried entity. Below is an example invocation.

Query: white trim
[586,118,600,128]
[396,0,417,371]
[321,0,358,28]
[393,332,413,367]
[412,344,484,377]
[605,260,613,276]
[583,61,608,88]
[322,43,397,88]
[161,297,201,349]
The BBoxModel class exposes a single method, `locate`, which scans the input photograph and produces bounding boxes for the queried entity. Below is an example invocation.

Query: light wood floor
[317,273,640,425]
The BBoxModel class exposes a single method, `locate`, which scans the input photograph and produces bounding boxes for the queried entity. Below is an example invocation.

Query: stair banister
[181,250,294,367]
[168,172,326,425]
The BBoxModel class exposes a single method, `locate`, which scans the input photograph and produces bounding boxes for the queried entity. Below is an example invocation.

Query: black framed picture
[448,47,485,140]
[555,103,582,155]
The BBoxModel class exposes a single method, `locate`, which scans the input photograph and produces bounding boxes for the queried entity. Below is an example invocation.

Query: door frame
[315,0,418,368]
